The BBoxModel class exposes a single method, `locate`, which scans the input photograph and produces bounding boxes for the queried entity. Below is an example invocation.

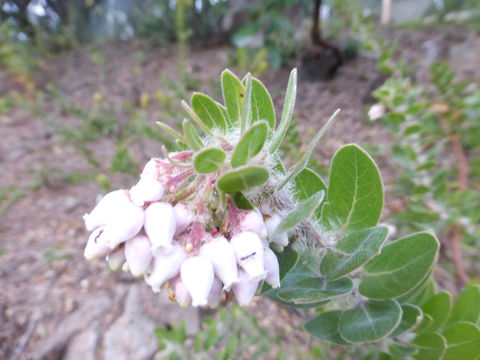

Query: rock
[35,293,111,359]
[103,285,158,360]
[64,326,99,360]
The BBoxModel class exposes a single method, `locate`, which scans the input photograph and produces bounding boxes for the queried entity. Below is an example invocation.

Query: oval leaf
[338,299,402,343]
[191,92,227,132]
[231,121,268,167]
[390,304,423,337]
[359,232,439,299]
[293,167,327,202]
[412,332,447,360]
[443,322,480,360]
[447,284,480,325]
[251,77,275,129]
[321,144,383,234]
[272,190,325,237]
[230,192,253,210]
[193,147,226,174]
[278,276,353,304]
[304,311,350,345]
[320,226,388,280]
[221,69,244,126]
[216,166,269,194]
[419,291,451,333]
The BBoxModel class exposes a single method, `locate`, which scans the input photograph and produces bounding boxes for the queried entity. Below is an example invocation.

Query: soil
[1,25,479,359]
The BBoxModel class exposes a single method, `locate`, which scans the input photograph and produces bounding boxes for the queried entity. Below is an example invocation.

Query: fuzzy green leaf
[321,144,383,234]
[231,192,253,210]
[193,147,226,174]
[320,226,388,280]
[419,291,451,333]
[278,276,353,304]
[447,284,480,325]
[251,77,275,129]
[390,304,422,337]
[272,190,325,237]
[338,299,402,343]
[216,166,269,194]
[240,73,252,134]
[270,68,297,153]
[443,322,480,360]
[231,121,268,167]
[412,332,447,360]
[221,69,244,126]
[191,92,227,132]
[183,120,203,151]
[304,311,350,345]
[359,232,439,299]
[293,167,327,201]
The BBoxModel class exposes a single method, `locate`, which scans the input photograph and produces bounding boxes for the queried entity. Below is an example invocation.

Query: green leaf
[191,92,227,132]
[182,100,216,138]
[250,77,275,129]
[278,276,353,304]
[193,147,226,174]
[272,190,325,237]
[293,167,327,202]
[443,322,480,360]
[231,121,268,167]
[396,277,435,306]
[183,120,203,151]
[390,304,422,337]
[338,299,402,343]
[230,192,253,210]
[278,109,339,189]
[321,144,383,234]
[221,69,244,126]
[419,291,451,332]
[270,68,297,154]
[216,166,269,194]
[157,121,188,143]
[412,333,446,360]
[447,284,480,325]
[414,313,435,334]
[304,311,350,345]
[359,232,439,299]
[240,73,252,134]
[360,353,392,360]
[389,344,418,358]
[320,226,388,280]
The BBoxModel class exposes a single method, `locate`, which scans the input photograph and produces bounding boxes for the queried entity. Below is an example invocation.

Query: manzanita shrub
[82,69,480,359]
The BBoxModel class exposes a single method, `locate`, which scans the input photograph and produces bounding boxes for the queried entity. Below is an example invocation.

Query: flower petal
[230,231,267,281]
[232,269,259,306]
[145,244,186,292]
[144,202,176,251]
[180,256,214,307]
[199,236,238,290]
[125,235,153,277]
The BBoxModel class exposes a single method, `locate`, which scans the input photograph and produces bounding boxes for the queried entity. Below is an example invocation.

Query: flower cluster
[83,154,288,307]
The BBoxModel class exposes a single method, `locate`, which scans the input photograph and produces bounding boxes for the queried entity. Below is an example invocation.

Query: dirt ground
[1,25,479,359]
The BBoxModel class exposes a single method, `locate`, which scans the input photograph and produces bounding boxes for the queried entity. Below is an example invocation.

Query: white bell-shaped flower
[265,214,289,251]
[130,176,165,207]
[232,269,260,306]
[107,245,126,271]
[207,277,223,308]
[174,279,191,307]
[263,247,280,288]
[100,205,145,249]
[239,209,268,239]
[180,256,214,307]
[83,190,130,231]
[230,231,267,281]
[145,244,186,292]
[144,202,176,251]
[125,235,153,277]
[199,236,238,290]
[173,203,195,236]
[84,226,111,260]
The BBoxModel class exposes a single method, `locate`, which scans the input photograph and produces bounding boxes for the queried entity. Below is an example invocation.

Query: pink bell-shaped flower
[230,231,267,281]
[199,236,238,290]
[84,226,111,260]
[125,235,153,277]
[265,214,289,251]
[239,209,268,239]
[144,202,176,252]
[174,279,192,307]
[107,245,126,271]
[232,269,260,306]
[207,277,223,308]
[263,247,280,288]
[145,244,187,292]
[130,176,165,207]
[83,190,131,231]
[173,202,195,236]
[180,256,214,307]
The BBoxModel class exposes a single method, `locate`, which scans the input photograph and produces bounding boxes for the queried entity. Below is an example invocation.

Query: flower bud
[100,205,145,249]
[230,231,267,281]
[125,235,153,277]
[239,210,268,239]
[130,176,165,207]
[107,245,126,271]
[199,236,238,290]
[263,247,280,288]
[265,214,289,251]
[84,226,111,260]
[174,279,191,307]
[83,190,129,231]
[173,202,195,236]
[232,269,259,306]
[180,256,214,307]
[144,202,176,251]
[207,277,223,308]
[145,244,187,292]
